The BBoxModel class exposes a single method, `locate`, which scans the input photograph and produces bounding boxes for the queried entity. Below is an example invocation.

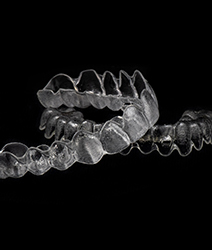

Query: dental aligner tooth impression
[0,69,211,178]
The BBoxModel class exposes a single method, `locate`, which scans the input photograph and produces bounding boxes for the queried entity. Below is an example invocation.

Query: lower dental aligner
[0,69,211,178]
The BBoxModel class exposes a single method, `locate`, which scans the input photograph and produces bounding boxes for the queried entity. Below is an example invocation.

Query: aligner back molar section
[28,148,51,175]
[37,74,75,108]
[180,110,212,146]
[48,141,75,170]
[2,142,28,158]
[0,143,29,178]
[0,153,27,178]
[37,89,64,108]
[152,125,175,156]
[40,108,59,130]
[40,107,85,140]
[46,74,75,92]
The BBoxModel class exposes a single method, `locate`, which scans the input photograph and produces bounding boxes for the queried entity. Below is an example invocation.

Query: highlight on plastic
[0,69,211,178]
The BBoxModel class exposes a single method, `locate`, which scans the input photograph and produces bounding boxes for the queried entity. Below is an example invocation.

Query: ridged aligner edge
[77,70,158,107]
[39,69,158,106]
[0,140,77,179]
[135,110,212,156]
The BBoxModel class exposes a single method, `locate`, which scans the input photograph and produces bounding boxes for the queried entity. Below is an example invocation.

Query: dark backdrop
[0,21,211,213]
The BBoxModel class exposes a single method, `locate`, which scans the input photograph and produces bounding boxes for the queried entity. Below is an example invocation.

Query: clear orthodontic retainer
[0,69,211,178]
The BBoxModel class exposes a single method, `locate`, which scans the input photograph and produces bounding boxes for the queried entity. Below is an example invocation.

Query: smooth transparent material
[0,69,211,178]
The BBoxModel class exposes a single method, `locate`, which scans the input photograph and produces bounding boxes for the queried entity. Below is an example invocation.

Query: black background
[0,11,211,222]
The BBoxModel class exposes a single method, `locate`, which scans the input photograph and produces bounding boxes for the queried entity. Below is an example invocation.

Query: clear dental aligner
[0,69,211,179]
